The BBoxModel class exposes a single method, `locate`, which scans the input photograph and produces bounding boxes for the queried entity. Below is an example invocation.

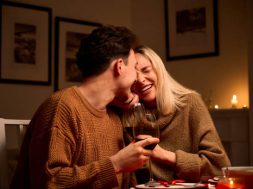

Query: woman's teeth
[141,85,152,92]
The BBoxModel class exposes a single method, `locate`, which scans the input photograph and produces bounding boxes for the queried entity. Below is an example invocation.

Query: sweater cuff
[175,150,201,181]
[98,158,118,188]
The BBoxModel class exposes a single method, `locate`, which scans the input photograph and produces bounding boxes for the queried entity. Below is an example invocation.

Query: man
[10,25,159,189]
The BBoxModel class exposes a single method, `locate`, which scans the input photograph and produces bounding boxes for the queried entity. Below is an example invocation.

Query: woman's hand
[111,93,139,109]
[151,144,176,166]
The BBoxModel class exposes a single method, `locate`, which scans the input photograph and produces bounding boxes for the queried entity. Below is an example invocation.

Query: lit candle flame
[231,95,238,108]
[229,179,234,185]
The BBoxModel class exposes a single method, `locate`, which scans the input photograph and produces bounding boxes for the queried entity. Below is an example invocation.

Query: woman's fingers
[136,137,160,148]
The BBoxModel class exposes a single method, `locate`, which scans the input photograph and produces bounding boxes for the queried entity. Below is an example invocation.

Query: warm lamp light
[214,105,219,109]
[231,95,238,108]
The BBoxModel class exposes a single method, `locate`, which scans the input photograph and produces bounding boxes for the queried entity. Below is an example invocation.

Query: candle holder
[216,177,245,189]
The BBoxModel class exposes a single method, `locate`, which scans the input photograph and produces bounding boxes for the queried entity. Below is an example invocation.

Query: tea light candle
[231,95,238,108]
[242,105,247,109]
[216,178,245,189]
[214,105,219,109]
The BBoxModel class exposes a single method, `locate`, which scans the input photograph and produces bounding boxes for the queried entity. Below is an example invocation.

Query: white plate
[135,184,171,188]
[135,183,207,188]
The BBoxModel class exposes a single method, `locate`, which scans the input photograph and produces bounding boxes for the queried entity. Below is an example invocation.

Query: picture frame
[54,17,102,91]
[0,1,52,85]
[164,0,219,61]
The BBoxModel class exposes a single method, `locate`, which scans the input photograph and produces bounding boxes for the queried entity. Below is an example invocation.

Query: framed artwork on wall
[54,17,102,91]
[164,0,219,61]
[0,1,52,85]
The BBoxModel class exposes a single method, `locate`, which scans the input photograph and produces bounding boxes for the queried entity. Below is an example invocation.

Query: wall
[246,0,253,165]
[131,0,248,109]
[0,0,250,119]
[0,0,132,119]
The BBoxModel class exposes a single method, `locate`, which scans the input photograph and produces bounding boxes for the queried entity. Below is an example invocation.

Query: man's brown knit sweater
[11,87,128,189]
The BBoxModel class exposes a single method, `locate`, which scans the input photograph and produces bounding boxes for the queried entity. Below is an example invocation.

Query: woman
[121,46,231,182]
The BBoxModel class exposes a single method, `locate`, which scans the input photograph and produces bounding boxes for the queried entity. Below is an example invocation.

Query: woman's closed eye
[139,66,152,74]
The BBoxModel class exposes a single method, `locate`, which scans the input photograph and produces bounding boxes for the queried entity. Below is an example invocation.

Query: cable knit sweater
[136,93,231,182]
[10,86,129,189]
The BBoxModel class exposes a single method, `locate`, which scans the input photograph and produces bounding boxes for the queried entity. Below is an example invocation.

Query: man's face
[115,49,138,105]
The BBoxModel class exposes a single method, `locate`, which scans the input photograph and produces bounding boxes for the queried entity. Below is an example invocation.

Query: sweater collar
[73,86,107,118]
[148,108,177,130]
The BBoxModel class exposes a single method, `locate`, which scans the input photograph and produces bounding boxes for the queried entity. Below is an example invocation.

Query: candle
[242,105,247,109]
[216,178,245,189]
[214,105,219,109]
[231,95,238,108]
[216,182,244,189]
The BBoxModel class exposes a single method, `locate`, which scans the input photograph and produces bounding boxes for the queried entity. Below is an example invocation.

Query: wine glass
[132,103,160,187]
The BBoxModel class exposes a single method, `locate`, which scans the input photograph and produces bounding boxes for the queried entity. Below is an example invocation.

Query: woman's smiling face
[133,53,157,107]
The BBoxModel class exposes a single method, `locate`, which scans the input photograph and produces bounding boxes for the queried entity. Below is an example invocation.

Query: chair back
[0,118,30,189]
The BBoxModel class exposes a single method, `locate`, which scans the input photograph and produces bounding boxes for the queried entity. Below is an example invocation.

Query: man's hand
[110,137,159,173]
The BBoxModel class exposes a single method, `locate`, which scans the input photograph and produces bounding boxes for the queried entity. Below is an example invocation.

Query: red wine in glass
[134,137,157,150]
[125,126,134,138]
[132,103,160,187]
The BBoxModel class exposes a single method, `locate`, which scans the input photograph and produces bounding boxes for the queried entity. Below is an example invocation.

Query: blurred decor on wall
[164,0,218,61]
[54,17,102,91]
[0,1,52,85]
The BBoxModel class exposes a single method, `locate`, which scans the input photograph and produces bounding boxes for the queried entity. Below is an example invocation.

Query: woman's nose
[137,72,145,82]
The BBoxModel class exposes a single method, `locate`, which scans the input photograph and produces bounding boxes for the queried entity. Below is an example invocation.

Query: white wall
[0,0,250,119]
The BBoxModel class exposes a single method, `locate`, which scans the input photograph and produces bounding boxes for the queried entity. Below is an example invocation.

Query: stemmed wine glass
[132,103,160,187]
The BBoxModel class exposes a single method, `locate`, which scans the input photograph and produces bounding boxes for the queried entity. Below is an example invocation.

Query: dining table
[130,180,216,189]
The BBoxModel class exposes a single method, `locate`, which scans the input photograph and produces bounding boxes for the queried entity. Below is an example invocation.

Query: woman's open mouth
[138,84,152,94]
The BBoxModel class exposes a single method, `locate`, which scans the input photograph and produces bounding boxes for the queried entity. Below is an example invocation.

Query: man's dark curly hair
[76,25,137,79]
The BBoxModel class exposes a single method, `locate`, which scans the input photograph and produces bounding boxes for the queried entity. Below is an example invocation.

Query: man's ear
[114,58,125,76]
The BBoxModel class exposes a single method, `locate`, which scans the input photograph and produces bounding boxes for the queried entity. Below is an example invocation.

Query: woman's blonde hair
[135,46,194,115]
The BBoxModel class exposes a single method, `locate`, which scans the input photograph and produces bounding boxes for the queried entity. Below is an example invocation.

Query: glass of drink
[132,103,160,187]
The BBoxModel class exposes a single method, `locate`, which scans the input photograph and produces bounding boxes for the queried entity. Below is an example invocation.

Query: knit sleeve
[175,93,231,181]
[45,126,118,189]
[29,94,119,189]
